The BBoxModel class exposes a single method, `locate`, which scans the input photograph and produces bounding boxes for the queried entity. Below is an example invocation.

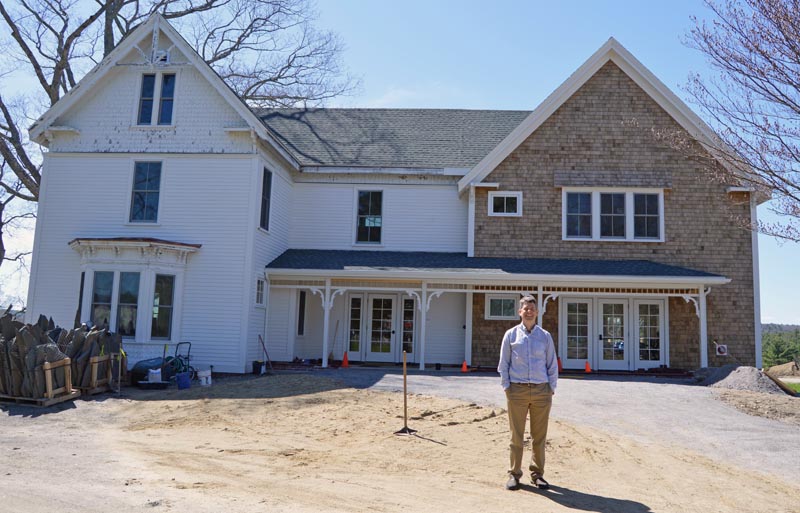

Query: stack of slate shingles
[0,313,121,399]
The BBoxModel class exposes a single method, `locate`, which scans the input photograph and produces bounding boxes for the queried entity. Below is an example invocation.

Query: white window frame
[133,71,178,128]
[255,279,265,307]
[485,294,519,320]
[126,160,164,225]
[353,189,384,246]
[488,191,523,217]
[562,188,665,242]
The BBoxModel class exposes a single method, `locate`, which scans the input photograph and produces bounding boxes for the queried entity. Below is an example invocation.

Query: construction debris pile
[0,313,121,399]
[697,364,785,395]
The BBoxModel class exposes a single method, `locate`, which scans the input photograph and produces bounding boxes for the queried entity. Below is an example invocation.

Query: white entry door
[597,300,629,371]
[560,299,593,370]
[367,295,396,362]
[633,300,666,369]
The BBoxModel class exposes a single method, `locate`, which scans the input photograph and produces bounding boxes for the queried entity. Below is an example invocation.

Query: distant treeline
[763,323,800,334]
[762,325,800,368]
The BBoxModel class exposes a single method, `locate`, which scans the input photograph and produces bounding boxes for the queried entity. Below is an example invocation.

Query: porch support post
[464,292,473,366]
[536,285,543,327]
[699,286,709,369]
[419,282,428,370]
[322,278,332,368]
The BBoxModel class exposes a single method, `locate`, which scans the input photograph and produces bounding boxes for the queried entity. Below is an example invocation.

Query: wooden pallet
[0,358,81,407]
[77,354,115,395]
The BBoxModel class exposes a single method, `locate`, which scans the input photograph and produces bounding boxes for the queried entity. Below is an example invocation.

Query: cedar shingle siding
[471,62,755,369]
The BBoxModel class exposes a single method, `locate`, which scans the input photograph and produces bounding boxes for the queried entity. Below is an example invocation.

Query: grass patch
[783,382,800,394]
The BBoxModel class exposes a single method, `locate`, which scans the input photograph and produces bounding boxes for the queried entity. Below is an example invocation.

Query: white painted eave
[300,166,470,176]
[265,267,730,286]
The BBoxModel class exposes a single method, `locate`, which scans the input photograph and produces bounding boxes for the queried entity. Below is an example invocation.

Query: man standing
[497,295,558,491]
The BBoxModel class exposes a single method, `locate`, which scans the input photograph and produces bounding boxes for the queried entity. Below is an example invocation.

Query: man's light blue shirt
[497,323,558,392]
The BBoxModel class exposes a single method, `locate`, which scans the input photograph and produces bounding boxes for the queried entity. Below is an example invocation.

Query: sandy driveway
[0,371,798,513]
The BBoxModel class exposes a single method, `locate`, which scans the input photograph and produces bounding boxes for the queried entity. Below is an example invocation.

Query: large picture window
[152,274,175,339]
[129,162,162,223]
[356,190,382,243]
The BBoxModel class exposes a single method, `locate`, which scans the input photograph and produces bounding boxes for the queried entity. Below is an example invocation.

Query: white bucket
[148,368,162,382]
[197,369,212,387]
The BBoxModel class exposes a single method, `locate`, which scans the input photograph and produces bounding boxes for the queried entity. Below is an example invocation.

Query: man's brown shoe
[505,475,520,490]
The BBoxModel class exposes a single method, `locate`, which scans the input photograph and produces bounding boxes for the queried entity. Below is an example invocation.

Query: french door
[366,295,396,362]
[559,297,666,371]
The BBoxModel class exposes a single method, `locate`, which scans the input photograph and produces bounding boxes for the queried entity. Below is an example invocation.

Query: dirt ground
[1,374,798,513]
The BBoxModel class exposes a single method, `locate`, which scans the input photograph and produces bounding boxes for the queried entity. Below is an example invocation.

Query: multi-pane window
[566,192,592,237]
[297,290,306,336]
[91,271,114,328]
[151,274,175,339]
[117,272,140,337]
[566,302,589,360]
[563,189,663,241]
[488,191,522,216]
[634,194,660,239]
[356,191,382,243]
[402,298,415,354]
[638,304,661,361]
[137,74,156,125]
[349,296,362,352]
[158,74,176,125]
[260,169,272,230]
[255,279,265,305]
[138,73,176,126]
[129,162,162,222]
[600,193,626,238]
[486,296,518,320]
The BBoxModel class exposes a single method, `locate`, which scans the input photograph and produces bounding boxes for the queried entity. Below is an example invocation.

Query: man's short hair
[519,295,538,309]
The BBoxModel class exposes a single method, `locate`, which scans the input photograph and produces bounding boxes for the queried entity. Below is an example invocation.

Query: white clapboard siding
[27,154,253,373]
[266,288,292,362]
[425,293,467,365]
[289,183,468,251]
[52,65,252,155]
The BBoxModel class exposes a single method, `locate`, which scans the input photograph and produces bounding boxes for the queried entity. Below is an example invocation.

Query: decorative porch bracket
[539,293,559,326]
[409,284,446,371]
[682,288,711,368]
[310,281,347,368]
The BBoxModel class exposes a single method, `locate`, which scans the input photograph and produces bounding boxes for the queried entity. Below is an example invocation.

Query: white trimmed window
[562,188,664,242]
[485,295,519,320]
[488,191,523,217]
[356,190,382,243]
[129,161,162,223]
[255,279,265,306]
[137,72,176,126]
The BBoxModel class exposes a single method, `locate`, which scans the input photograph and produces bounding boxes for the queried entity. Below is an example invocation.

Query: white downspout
[750,195,763,368]
[699,286,709,368]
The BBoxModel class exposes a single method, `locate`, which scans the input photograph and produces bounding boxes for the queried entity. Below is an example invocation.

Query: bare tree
[686,0,800,242]
[0,0,356,269]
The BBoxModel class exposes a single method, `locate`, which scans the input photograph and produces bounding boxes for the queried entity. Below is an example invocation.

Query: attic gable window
[137,73,176,126]
[488,191,522,217]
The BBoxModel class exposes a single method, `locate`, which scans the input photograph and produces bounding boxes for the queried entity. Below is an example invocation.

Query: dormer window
[137,73,176,126]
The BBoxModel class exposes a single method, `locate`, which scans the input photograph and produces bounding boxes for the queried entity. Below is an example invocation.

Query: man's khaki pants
[505,382,552,479]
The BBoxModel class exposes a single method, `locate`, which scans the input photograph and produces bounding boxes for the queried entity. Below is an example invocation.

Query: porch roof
[265,250,729,285]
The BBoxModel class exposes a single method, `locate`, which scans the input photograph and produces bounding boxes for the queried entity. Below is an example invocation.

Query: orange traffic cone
[461,360,468,373]
[342,352,349,368]
[557,357,563,373]
[584,361,592,373]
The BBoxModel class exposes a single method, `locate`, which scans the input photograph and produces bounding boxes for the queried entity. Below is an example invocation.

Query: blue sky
[1,0,797,323]
[313,0,800,324]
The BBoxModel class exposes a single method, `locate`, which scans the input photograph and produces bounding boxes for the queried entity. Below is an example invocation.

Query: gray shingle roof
[266,250,723,279]
[257,108,531,168]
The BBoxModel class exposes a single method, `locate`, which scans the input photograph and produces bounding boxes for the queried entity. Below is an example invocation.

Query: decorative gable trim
[457,37,734,194]
[29,14,299,170]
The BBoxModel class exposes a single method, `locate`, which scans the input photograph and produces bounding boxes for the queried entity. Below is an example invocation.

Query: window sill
[130,124,176,130]
[124,222,161,227]
[257,227,270,235]
[563,237,664,243]
[352,243,384,248]
[488,213,522,217]
[255,304,266,310]
[485,316,519,321]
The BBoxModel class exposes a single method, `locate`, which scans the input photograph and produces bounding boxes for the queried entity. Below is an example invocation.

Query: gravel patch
[709,366,784,394]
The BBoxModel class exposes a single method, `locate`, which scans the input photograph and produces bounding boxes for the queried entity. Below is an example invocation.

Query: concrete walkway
[316,368,799,484]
